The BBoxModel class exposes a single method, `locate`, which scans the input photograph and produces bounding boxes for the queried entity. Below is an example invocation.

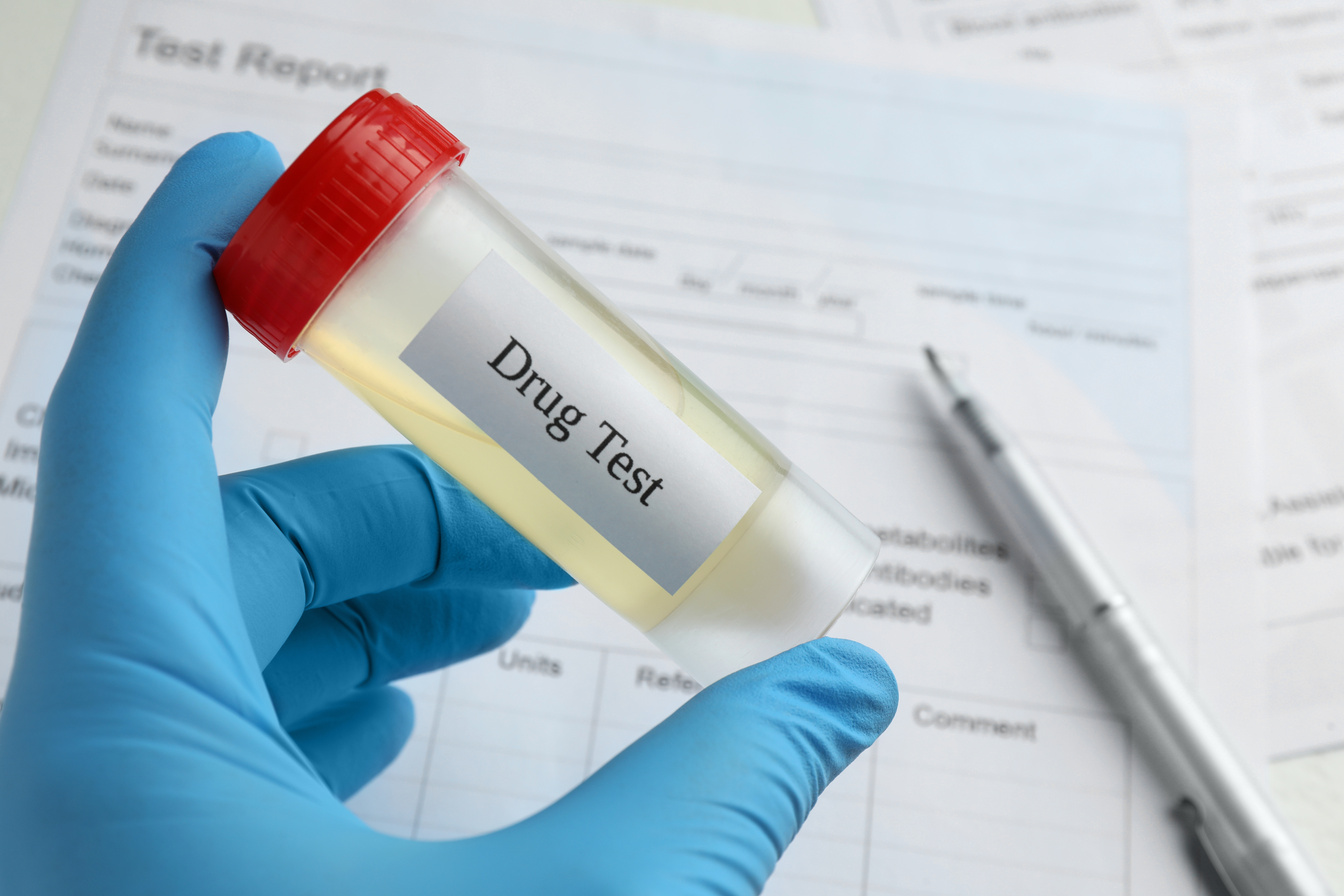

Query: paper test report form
[820,0,1344,764]
[0,0,1262,893]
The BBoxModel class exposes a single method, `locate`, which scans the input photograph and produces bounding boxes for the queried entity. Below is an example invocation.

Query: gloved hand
[0,132,898,894]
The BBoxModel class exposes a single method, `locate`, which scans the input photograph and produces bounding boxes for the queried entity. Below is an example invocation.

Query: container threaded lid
[214,89,468,359]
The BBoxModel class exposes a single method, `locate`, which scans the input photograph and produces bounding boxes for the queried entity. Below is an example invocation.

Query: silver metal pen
[924,346,1333,896]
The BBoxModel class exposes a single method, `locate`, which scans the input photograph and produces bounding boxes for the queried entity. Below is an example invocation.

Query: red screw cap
[214,89,468,359]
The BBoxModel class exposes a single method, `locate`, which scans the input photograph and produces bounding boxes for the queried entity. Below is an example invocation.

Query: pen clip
[1174,797,1244,896]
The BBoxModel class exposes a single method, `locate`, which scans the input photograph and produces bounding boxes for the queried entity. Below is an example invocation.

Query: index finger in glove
[224,444,571,665]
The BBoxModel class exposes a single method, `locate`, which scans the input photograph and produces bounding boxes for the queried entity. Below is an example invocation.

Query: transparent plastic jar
[214,90,878,683]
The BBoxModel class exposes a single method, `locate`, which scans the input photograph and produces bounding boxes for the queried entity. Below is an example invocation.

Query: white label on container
[400,251,761,594]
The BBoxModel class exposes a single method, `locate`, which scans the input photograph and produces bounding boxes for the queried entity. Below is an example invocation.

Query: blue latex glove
[0,133,898,894]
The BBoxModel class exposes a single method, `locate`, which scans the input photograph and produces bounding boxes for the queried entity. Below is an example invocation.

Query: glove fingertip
[172,131,282,195]
[812,637,899,703]
[468,588,536,654]
[180,132,283,247]
[387,683,416,738]
[766,638,899,742]
[179,130,272,165]
[289,685,416,801]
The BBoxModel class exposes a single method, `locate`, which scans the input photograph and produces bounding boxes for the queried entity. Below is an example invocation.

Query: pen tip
[924,345,946,378]
[923,345,966,401]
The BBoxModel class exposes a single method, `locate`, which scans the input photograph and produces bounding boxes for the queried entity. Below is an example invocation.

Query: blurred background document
[0,1,1259,893]
[818,0,1344,767]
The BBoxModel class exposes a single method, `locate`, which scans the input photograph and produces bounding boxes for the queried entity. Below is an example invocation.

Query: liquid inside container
[216,90,878,684]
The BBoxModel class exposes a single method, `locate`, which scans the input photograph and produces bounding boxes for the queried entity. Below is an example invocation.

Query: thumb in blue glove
[0,130,898,894]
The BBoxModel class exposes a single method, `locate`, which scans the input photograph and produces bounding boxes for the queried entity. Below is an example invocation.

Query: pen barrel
[944,400,1334,896]
[1076,605,1333,896]
[977,440,1122,628]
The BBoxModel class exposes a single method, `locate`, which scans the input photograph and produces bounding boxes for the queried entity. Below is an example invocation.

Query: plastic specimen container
[214,89,878,683]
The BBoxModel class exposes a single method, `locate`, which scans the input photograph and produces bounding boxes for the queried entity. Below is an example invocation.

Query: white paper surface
[813,0,1344,67]
[1220,45,1344,758]
[817,0,1344,763]
[0,1,1261,893]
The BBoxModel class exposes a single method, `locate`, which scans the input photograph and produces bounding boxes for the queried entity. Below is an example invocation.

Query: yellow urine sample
[219,93,877,683]
[299,169,790,634]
